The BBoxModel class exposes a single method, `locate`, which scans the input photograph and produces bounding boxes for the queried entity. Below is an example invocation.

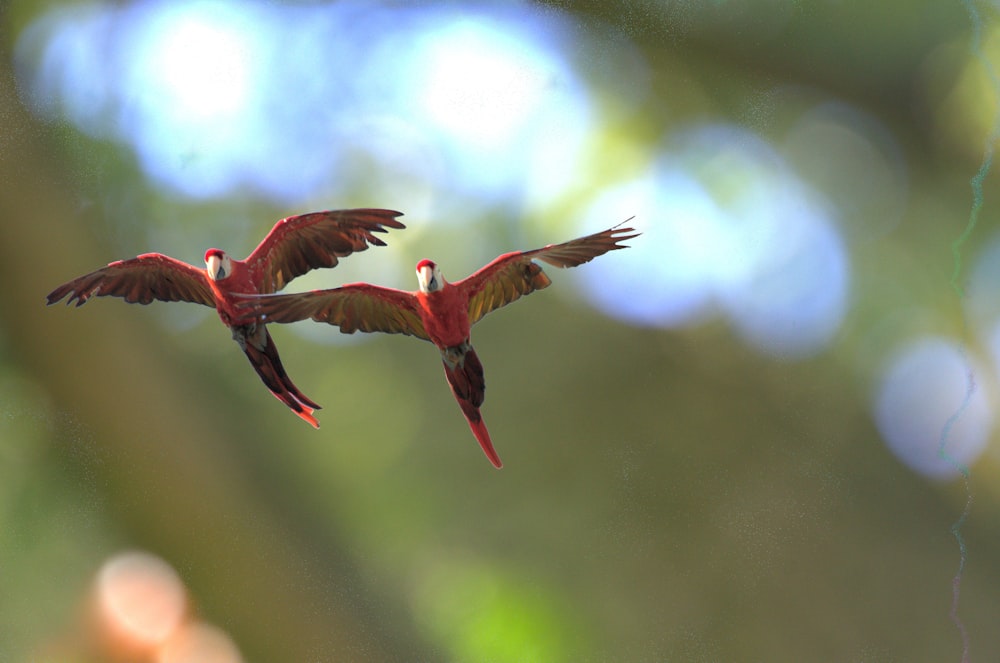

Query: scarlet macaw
[46,209,405,427]
[239,222,638,467]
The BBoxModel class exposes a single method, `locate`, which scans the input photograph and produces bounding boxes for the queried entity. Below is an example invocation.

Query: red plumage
[241,221,639,466]
[47,209,405,426]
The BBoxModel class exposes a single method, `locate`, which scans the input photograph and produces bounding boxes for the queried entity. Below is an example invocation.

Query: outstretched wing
[243,284,430,341]
[246,208,405,293]
[46,253,215,307]
[461,221,639,325]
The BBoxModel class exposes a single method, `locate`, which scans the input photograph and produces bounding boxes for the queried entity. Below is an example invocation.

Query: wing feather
[247,208,405,293]
[46,253,215,307]
[244,284,429,341]
[461,221,639,325]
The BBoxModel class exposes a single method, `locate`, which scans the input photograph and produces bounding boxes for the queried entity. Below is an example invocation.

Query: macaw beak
[206,254,225,281]
[417,264,437,292]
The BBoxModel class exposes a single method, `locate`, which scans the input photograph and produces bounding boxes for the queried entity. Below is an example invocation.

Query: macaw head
[416,259,443,293]
[204,249,232,281]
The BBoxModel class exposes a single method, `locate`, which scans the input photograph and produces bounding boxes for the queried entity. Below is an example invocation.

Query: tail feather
[442,345,501,468]
[442,344,485,408]
[241,326,321,428]
[466,412,502,469]
[258,327,321,410]
[266,390,320,428]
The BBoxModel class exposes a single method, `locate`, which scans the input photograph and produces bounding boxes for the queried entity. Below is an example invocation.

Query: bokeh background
[3,0,1000,660]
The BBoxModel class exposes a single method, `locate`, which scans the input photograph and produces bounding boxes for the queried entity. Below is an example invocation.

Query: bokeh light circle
[579,123,849,359]
[157,621,244,663]
[96,551,187,650]
[873,337,992,479]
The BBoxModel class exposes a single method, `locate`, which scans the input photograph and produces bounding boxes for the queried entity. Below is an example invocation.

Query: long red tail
[464,411,502,469]
[442,346,502,468]
[259,329,321,410]
[241,326,321,428]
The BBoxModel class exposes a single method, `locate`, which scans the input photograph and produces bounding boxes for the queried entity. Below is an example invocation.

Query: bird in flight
[46,208,405,427]
[239,221,638,467]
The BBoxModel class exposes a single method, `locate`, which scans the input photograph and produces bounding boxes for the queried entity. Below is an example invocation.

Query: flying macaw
[46,208,405,427]
[239,221,638,467]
